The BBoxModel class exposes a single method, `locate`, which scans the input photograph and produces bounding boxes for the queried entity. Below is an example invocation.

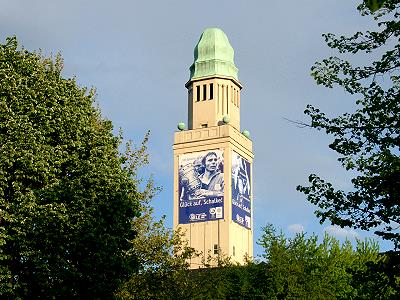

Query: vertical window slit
[222,85,225,114]
[226,85,229,113]
[217,84,219,113]
[196,86,200,102]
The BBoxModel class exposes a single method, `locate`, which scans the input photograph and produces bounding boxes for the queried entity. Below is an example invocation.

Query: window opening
[203,84,207,100]
[213,244,218,255]
[196,86,200,102]
[209,83,213,99]
[222,85,225,114]
[226,85,229,113]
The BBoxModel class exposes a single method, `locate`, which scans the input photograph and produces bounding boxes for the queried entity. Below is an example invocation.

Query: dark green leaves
[299,1,400,248]
[0,37,143,299]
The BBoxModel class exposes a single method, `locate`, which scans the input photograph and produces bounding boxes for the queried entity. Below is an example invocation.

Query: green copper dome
[189,28,239,81]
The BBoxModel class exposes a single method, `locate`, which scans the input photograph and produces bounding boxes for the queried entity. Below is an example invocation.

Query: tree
[297,0,400,248]
[115,196,241,300]
[0,37,146,299]
[115,195,199,300]
[257,224,398,299]
[118,221,398,299]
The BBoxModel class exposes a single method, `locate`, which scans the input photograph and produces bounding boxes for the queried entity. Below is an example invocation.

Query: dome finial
[189,28,238,81]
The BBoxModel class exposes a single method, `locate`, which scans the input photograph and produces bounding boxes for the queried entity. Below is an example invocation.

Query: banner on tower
[178,149,224,224]
[231,151,251,229]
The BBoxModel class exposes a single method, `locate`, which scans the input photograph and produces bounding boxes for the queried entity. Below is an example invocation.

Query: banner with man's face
[178,149,224,224]
[231,150,251,229]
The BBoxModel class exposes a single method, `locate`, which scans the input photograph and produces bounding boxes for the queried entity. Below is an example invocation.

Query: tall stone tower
[173,28,253,268]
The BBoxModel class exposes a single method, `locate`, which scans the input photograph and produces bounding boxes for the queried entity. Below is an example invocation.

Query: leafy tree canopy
[118,223,399,299]
[258,224,398,299]
[0,36,146,299]
[116,192,198,300]
[297,0,400,248]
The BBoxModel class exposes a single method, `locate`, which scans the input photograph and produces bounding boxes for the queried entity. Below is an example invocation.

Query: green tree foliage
[0,37,146,299]
[365,0,387,12]
[118,223,398,299]
[116,196,198,300]
[179,225,396,299]
[296,0,400,247]
[257,224,397,299]
[116,197,248,300]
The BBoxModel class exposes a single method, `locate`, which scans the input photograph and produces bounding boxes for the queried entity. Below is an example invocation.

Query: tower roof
[189,28,239,82]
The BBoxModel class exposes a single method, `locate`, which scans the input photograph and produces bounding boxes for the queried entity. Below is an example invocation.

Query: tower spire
[186,28,242,131]
[173,29,254,268]
[189,28,239,82]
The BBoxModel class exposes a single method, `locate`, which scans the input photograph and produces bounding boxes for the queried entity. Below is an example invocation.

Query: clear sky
[1,0,391,256]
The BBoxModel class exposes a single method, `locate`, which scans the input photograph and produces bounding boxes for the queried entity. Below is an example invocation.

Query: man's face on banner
[204,153,218,172]
[193,159,202,175]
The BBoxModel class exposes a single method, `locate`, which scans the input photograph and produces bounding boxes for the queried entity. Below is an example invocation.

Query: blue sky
[1,0,391,256]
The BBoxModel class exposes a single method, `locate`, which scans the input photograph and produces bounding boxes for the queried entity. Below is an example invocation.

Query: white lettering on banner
[180,201,192,208]
[232,200,251,213]
[203,197,223,205]
[236,214,244,225]
[245,216,251,227]
[189,213,207,222]
[181,197,223,208]
[192,200,202,206]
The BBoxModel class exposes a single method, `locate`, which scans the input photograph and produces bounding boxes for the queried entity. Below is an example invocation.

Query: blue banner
[178,150,224,224]
[232,151,251,229]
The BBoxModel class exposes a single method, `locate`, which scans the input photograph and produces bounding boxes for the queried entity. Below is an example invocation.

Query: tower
[173,28,253,268]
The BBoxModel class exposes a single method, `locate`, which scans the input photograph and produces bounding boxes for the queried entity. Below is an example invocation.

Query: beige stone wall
[173,124,253,268]
[187,76,242,131]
